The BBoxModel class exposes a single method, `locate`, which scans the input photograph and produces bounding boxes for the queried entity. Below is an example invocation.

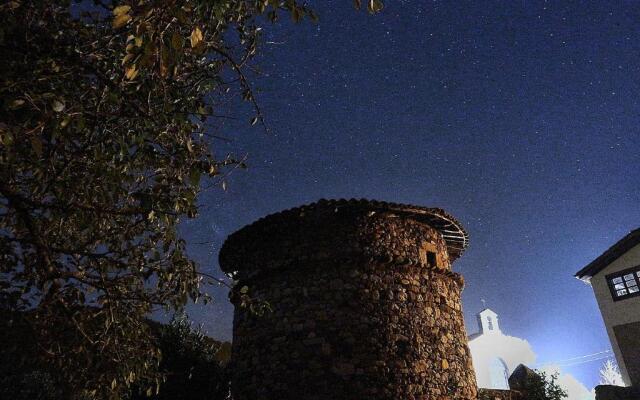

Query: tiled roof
[221,198,469,261]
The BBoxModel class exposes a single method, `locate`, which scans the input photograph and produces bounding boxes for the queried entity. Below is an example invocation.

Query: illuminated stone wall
[478,388,524,400]
[219,199,478,400]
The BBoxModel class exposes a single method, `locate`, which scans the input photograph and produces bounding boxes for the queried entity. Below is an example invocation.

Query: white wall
[468,332,536,388]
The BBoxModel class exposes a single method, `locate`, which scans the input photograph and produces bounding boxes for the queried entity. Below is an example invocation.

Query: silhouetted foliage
[132,314,231,400]
[1,311,230,400]
[0,311,68,399]
[520,371,567,400]
[0,371,61,400]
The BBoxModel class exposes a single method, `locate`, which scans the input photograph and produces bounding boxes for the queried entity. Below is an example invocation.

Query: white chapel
[467,308,536,389]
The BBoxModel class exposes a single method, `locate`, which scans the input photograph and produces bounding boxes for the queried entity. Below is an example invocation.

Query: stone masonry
[478,388,524,400]
[219,199,478,400]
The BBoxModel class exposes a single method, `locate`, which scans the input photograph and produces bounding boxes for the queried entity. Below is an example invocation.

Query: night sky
[176,0,640,390]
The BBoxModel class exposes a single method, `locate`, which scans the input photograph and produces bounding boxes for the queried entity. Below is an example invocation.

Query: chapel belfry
[477,308,501,335]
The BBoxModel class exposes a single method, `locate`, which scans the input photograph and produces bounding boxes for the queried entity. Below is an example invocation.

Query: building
[219,199,478,400]
[575,228,640,388]
[467,308,536,390]
[468,309,596,400]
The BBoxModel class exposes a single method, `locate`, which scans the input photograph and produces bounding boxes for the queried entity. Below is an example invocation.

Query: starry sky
[176,0,640,390]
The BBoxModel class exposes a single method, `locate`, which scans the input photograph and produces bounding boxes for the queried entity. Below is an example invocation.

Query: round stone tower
[219,199,477,400]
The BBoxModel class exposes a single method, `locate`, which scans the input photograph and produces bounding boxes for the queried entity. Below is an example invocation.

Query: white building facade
[467,308,536,389]
[576,229,640,388]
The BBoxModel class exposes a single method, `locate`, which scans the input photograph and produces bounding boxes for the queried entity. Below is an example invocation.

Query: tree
[0,1,382,398]
[523,371,568,400]
[507,365,567,400]
[0,312,230,400]
[131,314,230,400]
[0,311,65,400]
[0,371,61,400]
[599,359,624,386]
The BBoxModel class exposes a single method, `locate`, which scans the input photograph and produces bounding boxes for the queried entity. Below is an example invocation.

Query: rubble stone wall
[220,201,478,400]
[478,388,524,400]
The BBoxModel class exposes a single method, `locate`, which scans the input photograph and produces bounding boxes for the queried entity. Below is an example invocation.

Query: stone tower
[219,199,478,400]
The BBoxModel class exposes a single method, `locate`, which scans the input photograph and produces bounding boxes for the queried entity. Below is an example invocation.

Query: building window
[607,266,640,301]
[427,251,437,267]
[487,316,494,331]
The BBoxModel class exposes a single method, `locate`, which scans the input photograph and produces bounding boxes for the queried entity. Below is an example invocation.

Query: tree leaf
[113,13,131,29]
[190,27,203,48]
[190,169,201,186]
[113,5,131,16]
[368,0,383,13]
[160,45,170,78]
[125,64,138,80]
[60,116,71,128]
[9,99,24,109]
[51,99,65,112]
[291,6,302,22]
[30,137,42,157]
[171,31,183,50]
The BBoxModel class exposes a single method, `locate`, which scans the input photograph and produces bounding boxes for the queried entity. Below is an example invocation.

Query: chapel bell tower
[477,308,501,335]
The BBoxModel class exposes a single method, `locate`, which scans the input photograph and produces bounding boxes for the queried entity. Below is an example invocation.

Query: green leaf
[190,27,203,48]
[113,5,131,16]
[160,45,170,78]
[113,13,131,29]
[51,99,65,112]
[291,6,302,22]
[171,31,183,50]
[60,116,71,128]
[190,169,201,186]
[125,64,138,80]
[368,0,383,13]
[0,131,14,146]
[9,99,24,109]
[30,137,42,157]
